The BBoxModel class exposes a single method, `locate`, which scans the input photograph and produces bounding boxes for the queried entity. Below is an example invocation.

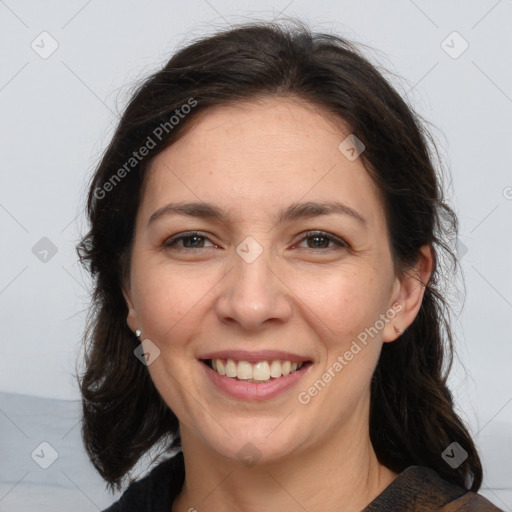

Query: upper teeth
[210,359,305,381]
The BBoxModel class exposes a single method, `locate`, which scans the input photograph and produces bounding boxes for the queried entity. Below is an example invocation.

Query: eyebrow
[147,200,367,228]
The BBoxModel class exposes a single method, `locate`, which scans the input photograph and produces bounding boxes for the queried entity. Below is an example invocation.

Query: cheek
[130,258,211,343]
[296,266,379,340]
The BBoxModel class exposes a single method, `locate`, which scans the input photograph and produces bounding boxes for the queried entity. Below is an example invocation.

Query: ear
[382,244,434,343]
[122,280,139,334]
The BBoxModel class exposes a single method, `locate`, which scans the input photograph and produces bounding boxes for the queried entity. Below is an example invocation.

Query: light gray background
[0,0,511,510]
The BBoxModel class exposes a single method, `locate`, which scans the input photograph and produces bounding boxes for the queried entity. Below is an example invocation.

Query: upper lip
[198,350,311,364]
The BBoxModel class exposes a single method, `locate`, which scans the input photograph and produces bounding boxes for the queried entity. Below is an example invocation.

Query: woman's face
[123,97,407,464]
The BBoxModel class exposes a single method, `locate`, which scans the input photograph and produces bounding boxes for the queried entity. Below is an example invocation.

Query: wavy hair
[77,19,482,492]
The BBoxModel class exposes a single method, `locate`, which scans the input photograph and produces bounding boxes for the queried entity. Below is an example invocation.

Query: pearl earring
[135,329,141,338]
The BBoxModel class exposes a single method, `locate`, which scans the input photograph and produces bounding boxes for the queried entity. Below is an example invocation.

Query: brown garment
[103,451,504,511]
[363,465,503,511]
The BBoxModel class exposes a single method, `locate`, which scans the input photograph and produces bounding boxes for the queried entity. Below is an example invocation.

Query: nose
[214,243,293,332]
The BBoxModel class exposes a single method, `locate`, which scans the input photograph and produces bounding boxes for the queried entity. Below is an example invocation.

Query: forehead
[165,96,349,157]
[141,97,386,229]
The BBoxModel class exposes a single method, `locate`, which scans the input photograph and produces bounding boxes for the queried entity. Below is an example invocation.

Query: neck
[172,409,397,512]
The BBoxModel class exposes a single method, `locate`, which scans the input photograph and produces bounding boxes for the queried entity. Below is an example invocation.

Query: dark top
[103,451,503,511]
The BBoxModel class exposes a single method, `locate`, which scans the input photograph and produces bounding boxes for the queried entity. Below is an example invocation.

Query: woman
[77,19,503,511]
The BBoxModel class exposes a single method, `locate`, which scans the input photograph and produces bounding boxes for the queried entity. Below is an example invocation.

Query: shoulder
[439,490,505,511]
[364,465,504,511]
[102,451,185,512]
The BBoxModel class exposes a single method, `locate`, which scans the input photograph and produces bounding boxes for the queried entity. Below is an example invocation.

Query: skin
[122,96,433,512]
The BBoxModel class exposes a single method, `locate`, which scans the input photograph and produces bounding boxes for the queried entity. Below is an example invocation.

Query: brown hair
[77,19,482,492]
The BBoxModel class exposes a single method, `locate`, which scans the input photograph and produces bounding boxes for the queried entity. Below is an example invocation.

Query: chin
[199,417,309,466]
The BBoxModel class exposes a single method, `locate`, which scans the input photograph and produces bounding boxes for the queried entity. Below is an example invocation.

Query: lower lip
[201,361,311,401]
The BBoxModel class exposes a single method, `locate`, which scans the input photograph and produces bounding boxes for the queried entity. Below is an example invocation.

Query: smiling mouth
[201,358,311,383]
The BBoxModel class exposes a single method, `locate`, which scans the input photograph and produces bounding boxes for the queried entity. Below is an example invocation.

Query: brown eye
[163,231,216,250]
[296,231,348,250]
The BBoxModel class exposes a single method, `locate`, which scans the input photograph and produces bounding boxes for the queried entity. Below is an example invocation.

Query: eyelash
[162,230,349,252]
